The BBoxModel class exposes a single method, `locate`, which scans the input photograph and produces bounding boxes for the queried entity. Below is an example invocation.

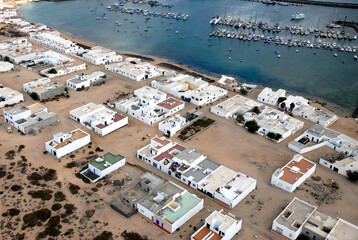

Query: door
[153,162,157,168]
[168,170,171,176]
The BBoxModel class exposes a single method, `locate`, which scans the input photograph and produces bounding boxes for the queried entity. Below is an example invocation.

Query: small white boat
[354,55,357,60]
[334,53,338,57]
[291,12,305,20]
[277,55,281,58]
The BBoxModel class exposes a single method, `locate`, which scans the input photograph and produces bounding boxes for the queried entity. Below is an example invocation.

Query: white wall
[0,93,23,108]
[171,197,204,233]
[45,132,90,158]
[137,203,154,220]
[89,158,126,180]
[272,220,300,240]
[95,116,128,136]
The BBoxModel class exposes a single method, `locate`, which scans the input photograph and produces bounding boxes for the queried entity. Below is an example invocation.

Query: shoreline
[56,29,354,117]
[14,4,357,118]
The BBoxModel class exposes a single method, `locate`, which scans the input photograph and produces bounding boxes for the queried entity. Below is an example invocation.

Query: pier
[241,0,358,9]
[335,21,358,33]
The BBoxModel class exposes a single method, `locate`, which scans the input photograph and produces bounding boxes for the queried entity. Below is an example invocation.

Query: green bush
[48,68,57,74]
[23,208,52,228]
[239,88,248,95]
[51,203,62,211]
[278,97,287,103]
[347,170,358,182]
[267,132,282,141]
[42,169,57,181]
[63,204,76,215]
[30,92,39,101]
[236,114,244,124]
[245,120,260,133]
[251,106,260,114]
[28,190,53,201]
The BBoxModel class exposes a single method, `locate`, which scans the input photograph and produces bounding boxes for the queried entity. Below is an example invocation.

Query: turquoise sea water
[18,0,358,115]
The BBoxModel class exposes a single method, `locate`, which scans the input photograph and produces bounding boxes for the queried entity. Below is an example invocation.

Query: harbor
[105,5,189,21]
[209,15,358,55]
[18,0,358,116]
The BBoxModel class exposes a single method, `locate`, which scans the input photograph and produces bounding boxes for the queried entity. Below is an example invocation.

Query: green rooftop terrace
[161,192,201,222]
[89,152,125,171]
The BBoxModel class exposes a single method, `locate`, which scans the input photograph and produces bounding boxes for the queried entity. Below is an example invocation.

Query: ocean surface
[18,0,358,115]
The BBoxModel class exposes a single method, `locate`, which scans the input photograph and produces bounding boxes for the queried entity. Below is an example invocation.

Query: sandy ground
[0,38,358,240]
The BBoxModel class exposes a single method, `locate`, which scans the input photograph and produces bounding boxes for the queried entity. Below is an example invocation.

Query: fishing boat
[262,1,276,5]
[277,2,289,6]
[354,55,357,60]
[291,12,305,20]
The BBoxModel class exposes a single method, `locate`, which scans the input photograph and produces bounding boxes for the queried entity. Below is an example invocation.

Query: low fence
[110,204,137,218]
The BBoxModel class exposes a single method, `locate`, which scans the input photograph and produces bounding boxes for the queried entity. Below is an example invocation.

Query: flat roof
[304,210,338,238]
[70,102,104,117]
[160,192,201,222]
[306,124,340,139]
[201,166,237,193]
[327,219,358,240]
[206,210,240,231]
[275,198,316,233]
[89,152,125,171]
[4,104,29,115]
[52,129,89,149]
[153,144,186,162]
[278,156,315,185]
[192,226,222,240]
[183,158,221,183]
[27,103,47,114]
[157,97,184,110]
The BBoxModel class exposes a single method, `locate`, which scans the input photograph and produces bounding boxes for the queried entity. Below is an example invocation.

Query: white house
[191,209,242,240]
[66,71,106,90]
[272,197,317,240]
[19,24,47,34]
[196,166,256,208]
[158,114,187,137]
[257,87,286,106]
[211,94,263,119]
[3,103,58,134]
[115,86,184,125]
[105,57,164,81]
[0,61,13,72]
[83,46,122,65]
[45,128,91,158]
[40,60,86,78]
[213,172,257,208]
[184,85,228,106]
[272,197,358,240]
[137,136,256,208]
[81,152,126,182]
[121,172,204,234]
[292,104,338,127]
[69,102,128,136]
[0,87,23,108]
[319,155,358,177]
[288,125,358,156]
[30,31,84,54]
[279,95,309,112]
[23,78,65,100]
[151,74,208,99]
[153,191,203,233]
[243,107,304,143]
[271,155,316,193]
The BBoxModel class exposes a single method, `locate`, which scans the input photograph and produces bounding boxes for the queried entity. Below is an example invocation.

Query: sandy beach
[0,30,358,240]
